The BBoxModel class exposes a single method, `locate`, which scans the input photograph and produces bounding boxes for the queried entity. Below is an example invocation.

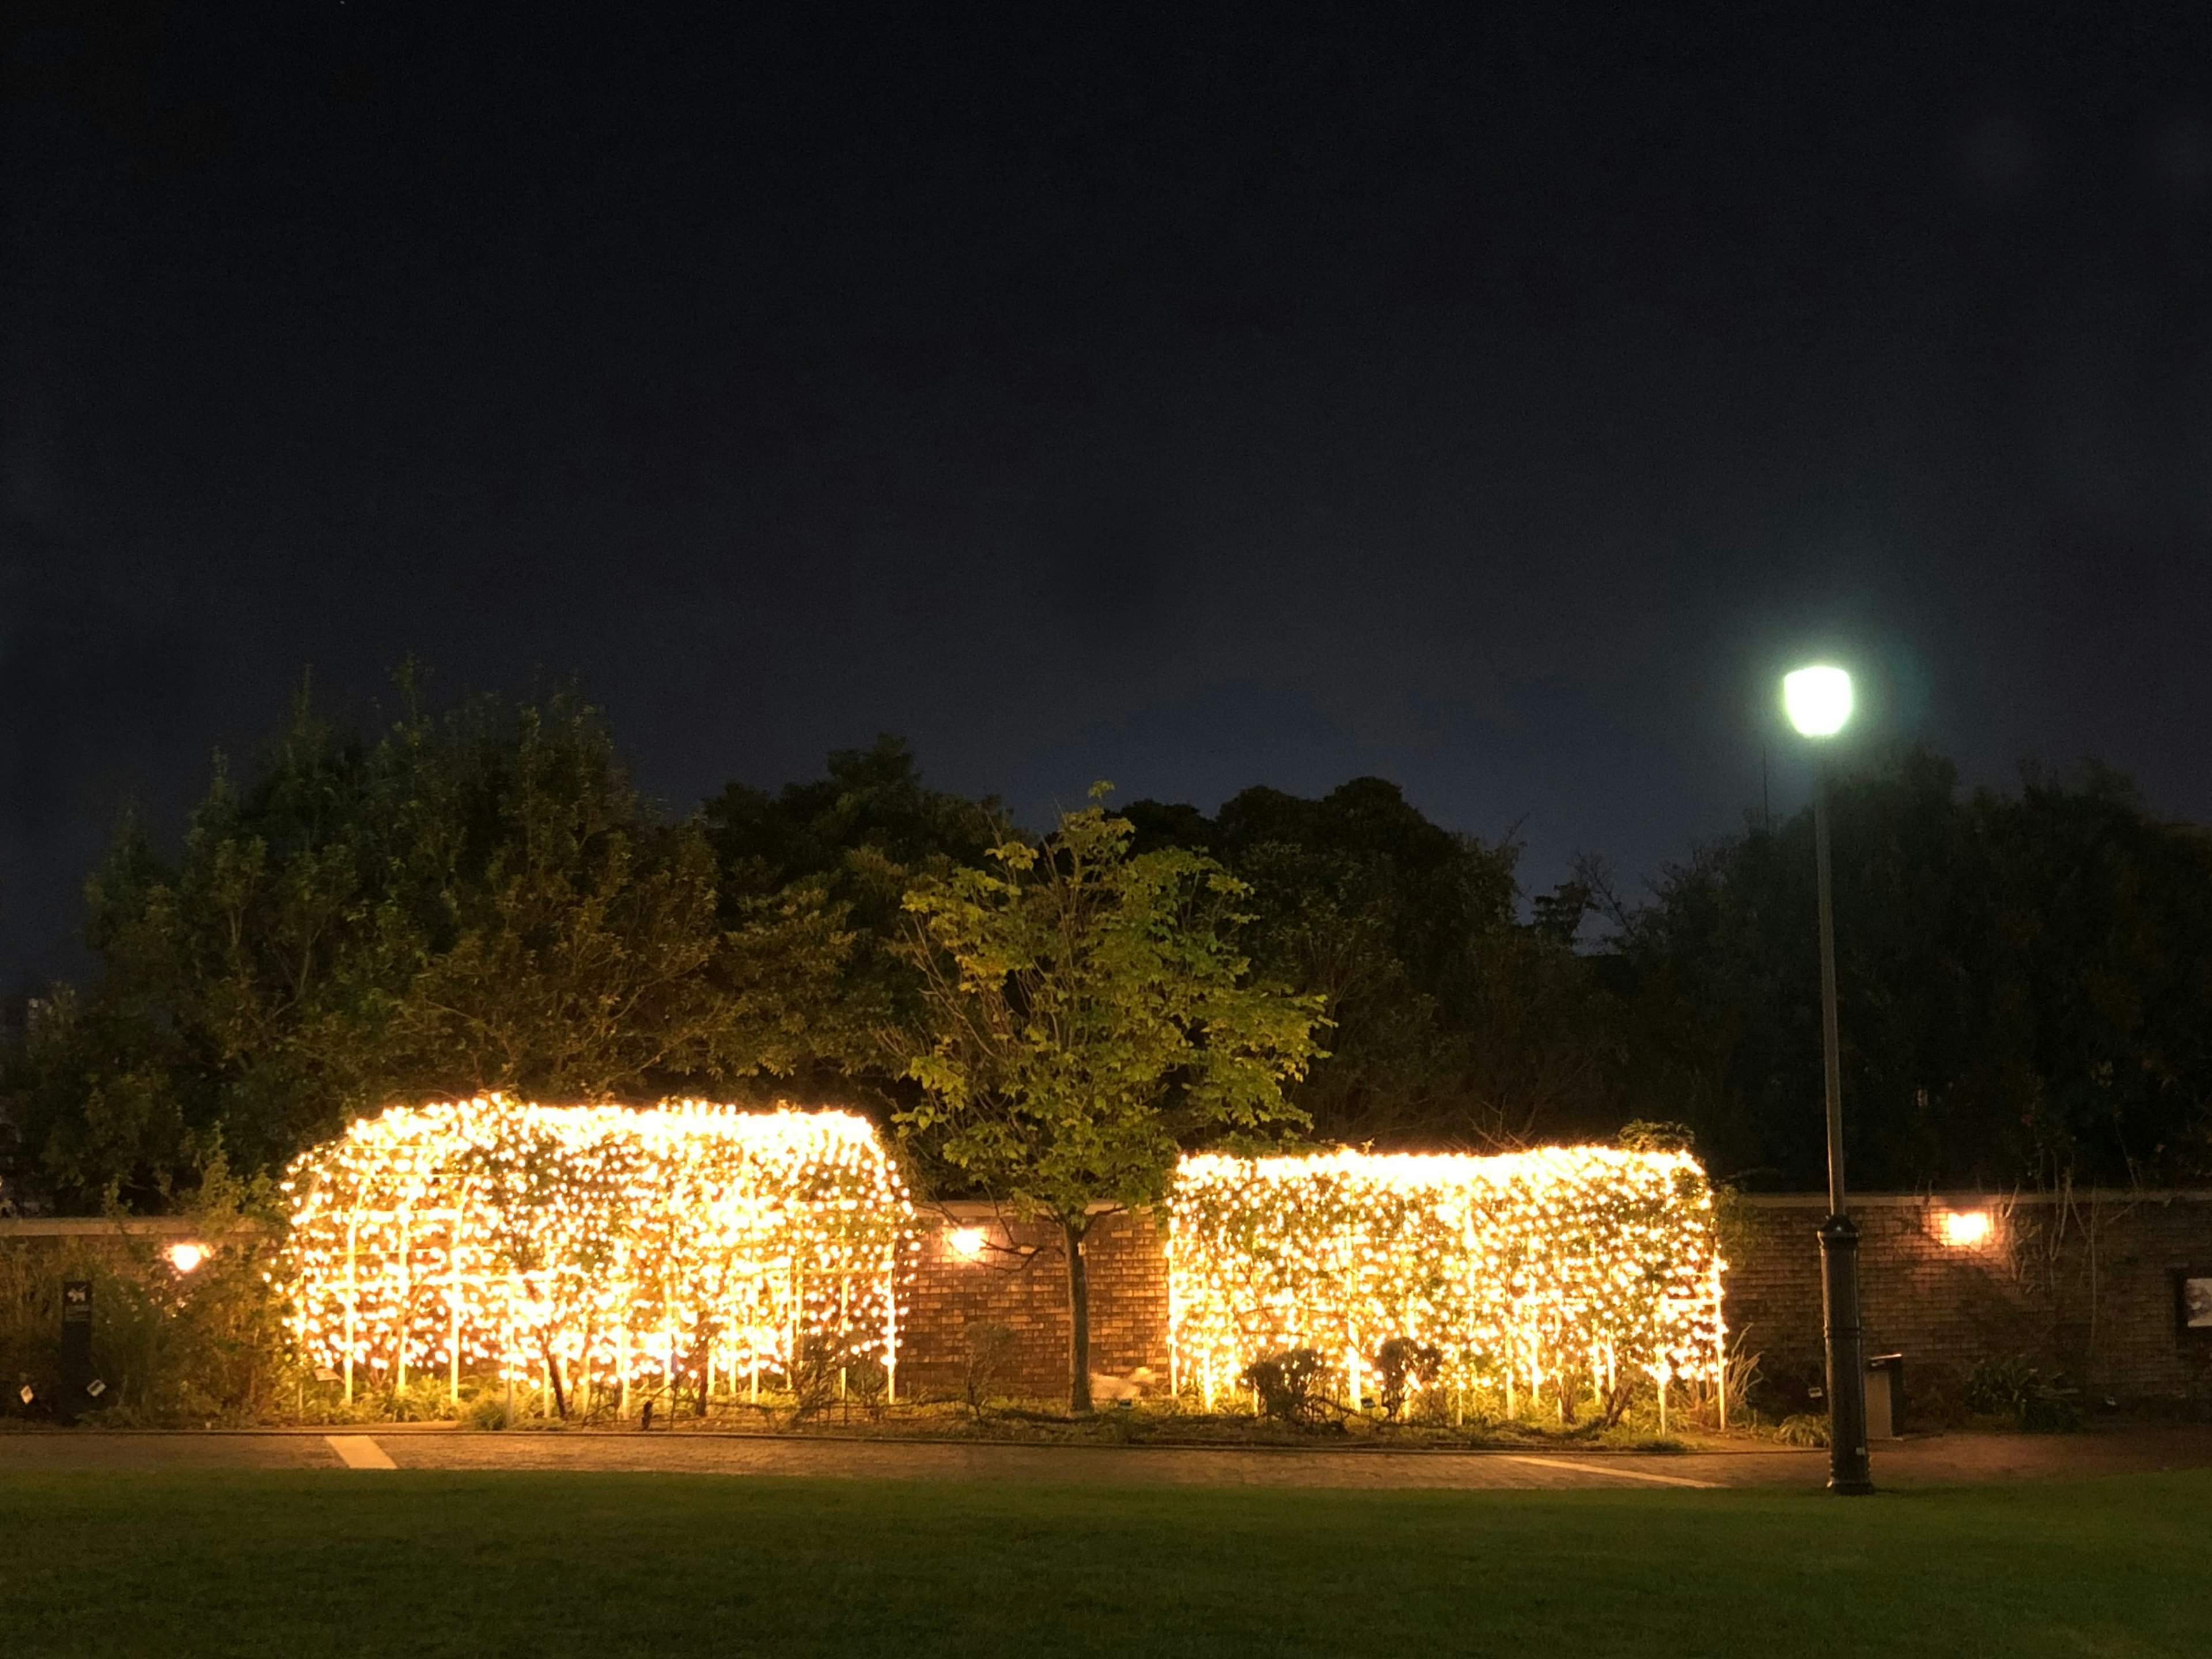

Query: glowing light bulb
[165,1241,208,1274]
[1940,1210,1991,1247]
[948,1228,988,1260]
[1783,665,1853,738]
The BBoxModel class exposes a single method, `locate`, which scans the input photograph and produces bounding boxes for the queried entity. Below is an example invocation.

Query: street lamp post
[1783,665,1874,1495]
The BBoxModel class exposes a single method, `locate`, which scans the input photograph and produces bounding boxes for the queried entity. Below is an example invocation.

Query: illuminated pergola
[1168,1147,1726,1420]
[284,1104,1723,1426]
[281,1098,911,1410]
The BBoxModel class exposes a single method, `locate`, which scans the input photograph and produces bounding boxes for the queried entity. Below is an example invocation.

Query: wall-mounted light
[948,1227,988,1260]
[1939,1210,1991,1247]
[165,1241,209,1274]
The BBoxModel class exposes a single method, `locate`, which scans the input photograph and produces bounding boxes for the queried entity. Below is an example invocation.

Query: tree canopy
[896,790,1323,1410]
[2,683,847,1207]
[6,676,2210,1214]
[1611,748,2212,1190]
[702,734,1002,1090]
[1124,779,1622,1152]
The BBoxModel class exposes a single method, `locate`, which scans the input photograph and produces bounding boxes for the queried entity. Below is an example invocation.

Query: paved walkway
[4,1424,2209,1490]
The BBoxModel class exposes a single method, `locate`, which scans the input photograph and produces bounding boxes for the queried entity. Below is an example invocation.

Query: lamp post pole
[1811,756,1873,1493]
[1781,663,1872,1494]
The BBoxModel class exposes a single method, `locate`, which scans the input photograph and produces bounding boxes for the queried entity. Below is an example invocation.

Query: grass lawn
[2,1469,2203,1658]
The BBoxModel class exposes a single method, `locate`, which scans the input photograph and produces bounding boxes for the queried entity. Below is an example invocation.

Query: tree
[1610,747,2212,1190]
[702,736,1001,1101]
[897,789,1323,1412]
[1125,778,1622,1149]
[2,679,847,1208]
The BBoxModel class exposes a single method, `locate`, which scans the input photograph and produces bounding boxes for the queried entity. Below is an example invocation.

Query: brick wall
[895,1192,2212,1404]
[20,1190,2207,1407]
[896,1205,1170,1399]
[1722,1192,2212,1400]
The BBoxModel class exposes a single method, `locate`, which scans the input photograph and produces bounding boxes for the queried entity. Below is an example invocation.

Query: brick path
[3,1425,2208,1489]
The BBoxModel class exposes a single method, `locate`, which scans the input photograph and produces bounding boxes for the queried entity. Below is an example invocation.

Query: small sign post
[59,1281,93,1425]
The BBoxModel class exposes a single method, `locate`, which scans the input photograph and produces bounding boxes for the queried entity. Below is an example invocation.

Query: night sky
[7,6,2212,986]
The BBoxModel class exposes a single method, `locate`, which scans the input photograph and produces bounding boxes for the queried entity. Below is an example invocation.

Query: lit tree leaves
[894,790,1324,1410]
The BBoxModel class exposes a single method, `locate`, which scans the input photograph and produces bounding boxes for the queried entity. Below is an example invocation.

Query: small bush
[1776,1412,1830,1447]
[1371,1338,1440,1421]
[1,1166,298,1426]
[1966,1356,2081,1433]
[1717,1335,1763,1428]
[1240,1347,1335,1426]
[960,1323,1015,1421]
[787,1328,883,1424]
[844,1355,889,1418]
[379,1378,463,1422]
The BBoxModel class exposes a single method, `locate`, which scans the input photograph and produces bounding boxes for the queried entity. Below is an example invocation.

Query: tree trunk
[1063,1215,1093,1415]
[541,1339,568,1419]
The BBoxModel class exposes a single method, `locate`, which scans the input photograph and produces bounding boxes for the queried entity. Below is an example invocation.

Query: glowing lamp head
[1782,665,1854,738]
[1940,1210,1991,1248]
[948,1227,988,1261]
[165,1241,209,1274]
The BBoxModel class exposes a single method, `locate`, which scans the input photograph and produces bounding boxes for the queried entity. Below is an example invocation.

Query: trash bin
[1865,1353,1905,1439]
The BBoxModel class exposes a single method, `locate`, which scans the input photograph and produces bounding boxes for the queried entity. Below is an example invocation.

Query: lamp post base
[1818,1212,1874,1494]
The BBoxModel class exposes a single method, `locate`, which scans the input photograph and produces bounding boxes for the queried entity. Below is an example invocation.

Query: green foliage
[1775,1412,1831,1447]
[15,677,2211,1214]
[959,1321,1016,1421]
[1239,1346,1336,1425]
[1613,748,2212,1188]
[898,790,1322,1411]
[1617,1120,1696,1154]
[1126,779,1622,1150]
[704,735,1002,1097]
[0,1161,297,1425]
[1967,1355,2083,1433]
[899,790,1324,1225]
[2,679,849,1208]
[1372,1336,1442,1420]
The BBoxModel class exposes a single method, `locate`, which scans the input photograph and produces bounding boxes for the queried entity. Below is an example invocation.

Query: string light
[279,1097,912,1408]
[1167,1147,1726,1415]
[282,1104,1719,1423]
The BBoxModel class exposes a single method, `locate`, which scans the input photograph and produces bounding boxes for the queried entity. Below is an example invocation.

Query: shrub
[1776,1412,1830,1447]
[382,1378,463,1422]
[1372,1338,1441,1421]
[960,1322,1015,1421]
[788,1328,887,1424]
[1,1168,298,1426]
[281,1101,910,1413]
[1966,1356,2081,1433]
[1240,1347,1335,1425]
[844,1354,889,1418]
